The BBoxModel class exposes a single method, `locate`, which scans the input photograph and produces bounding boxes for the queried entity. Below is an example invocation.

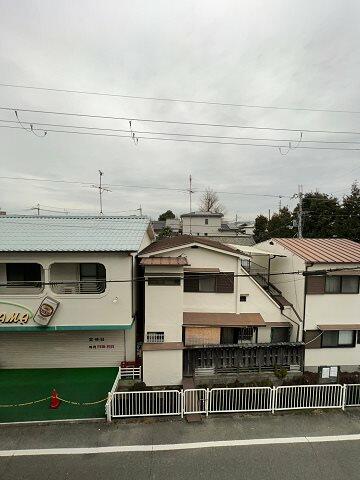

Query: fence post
[271,386,277,414]
[181,390,184,418]
[342,385,347,411]
[206,388,210,417]
[106,392,112,423]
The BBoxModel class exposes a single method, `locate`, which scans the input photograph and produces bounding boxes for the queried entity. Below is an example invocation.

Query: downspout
[303,264,310,340]
[267,255,276,286]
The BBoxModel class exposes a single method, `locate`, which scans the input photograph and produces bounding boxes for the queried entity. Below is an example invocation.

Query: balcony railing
[183,342,304,376]
[50,280,106,295]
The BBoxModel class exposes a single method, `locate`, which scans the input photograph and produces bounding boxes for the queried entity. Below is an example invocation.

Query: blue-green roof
[0,215,152,252]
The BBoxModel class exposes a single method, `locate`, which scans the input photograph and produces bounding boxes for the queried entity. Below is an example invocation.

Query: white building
[0,215,153,369]
[255,238,360,381]
[138,235,303,386]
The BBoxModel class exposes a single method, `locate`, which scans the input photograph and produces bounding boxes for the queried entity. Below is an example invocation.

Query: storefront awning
[183,312,266,327]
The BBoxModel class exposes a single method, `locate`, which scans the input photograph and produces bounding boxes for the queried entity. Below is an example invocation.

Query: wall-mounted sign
[33,297,60,326]
[0,302,34,325]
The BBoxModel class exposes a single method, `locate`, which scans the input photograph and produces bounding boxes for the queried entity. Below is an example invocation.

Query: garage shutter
[0,331,125,368]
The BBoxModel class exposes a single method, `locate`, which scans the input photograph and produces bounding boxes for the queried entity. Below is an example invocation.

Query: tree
[253,214,269,243]
[158,210,175,221]
[268,207,294,238]
[337,182,360,242]
[294,192,341,238]
[157,226,173,239]
[199,188,225,214]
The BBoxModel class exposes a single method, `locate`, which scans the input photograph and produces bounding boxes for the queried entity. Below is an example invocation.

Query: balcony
[49,262,106,295]
[183,342,304,377]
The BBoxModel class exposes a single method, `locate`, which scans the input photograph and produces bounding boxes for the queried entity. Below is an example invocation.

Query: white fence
[107,383,360,421]
[119,366,142,379]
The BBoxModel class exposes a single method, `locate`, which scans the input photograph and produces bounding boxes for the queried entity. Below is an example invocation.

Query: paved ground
[0,409,359,479]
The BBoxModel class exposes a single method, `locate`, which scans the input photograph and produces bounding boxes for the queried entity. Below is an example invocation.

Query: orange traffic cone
[50,389,61,409]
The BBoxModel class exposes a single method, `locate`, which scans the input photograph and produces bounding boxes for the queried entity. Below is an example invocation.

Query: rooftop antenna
[188,174,194,235]
[91,170,111,215]
[137,205,143,216]
[30,204,69,215]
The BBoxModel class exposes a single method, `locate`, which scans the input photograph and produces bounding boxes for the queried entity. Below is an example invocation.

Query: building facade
[138,235,303,386]
[0,215,153,369]
[255,238,360,381]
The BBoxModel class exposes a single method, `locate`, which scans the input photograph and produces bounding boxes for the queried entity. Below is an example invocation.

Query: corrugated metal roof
[0,215,151,252]
[140,257,188,266]
[273,238,360,263]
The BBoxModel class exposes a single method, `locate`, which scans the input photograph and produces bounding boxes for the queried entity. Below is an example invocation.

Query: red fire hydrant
[50,389,61,409]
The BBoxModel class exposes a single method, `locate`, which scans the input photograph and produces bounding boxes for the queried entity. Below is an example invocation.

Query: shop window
[322,330,356,348]
[148,277,180,286]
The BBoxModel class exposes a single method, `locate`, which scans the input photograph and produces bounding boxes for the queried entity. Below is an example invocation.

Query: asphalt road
[1,410,360,479]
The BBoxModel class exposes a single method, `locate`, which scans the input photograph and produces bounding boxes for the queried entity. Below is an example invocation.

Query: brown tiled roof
[142,342,184,351]
[139,235,239,256]
[273,238,360,263]
[184,267,220,273]
[183,312,266,327]
[140,257,189,266]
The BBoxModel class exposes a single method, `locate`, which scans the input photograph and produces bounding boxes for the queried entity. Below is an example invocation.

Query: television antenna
[90,170,111,215]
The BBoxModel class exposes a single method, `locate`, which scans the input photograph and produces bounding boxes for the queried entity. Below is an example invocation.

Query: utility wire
[3,118,360,145]
[3,106,360,136]
[2,124,360,152]
[1,82,359,115]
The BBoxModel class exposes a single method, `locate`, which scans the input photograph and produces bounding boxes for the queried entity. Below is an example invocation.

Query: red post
[50,389,61,409]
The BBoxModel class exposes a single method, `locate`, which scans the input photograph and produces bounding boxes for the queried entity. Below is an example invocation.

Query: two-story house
[138,235,303,386]
[255,238,360,381]
[0,215,153,368]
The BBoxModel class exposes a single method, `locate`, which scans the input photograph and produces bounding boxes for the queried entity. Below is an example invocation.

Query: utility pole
[189,174,193,235]
[91,170,111,215]
[298,184,303,238]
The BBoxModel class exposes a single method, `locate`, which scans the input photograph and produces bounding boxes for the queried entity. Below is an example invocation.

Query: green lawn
[0,368,117,423]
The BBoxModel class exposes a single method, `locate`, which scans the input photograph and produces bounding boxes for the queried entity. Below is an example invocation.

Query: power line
[3,123,360,152]
[3,105,360,136]
[4,118,360,145]
[0,175,289,198]
[1,82,360,115]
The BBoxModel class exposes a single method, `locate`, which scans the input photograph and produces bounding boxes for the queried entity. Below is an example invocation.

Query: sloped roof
[183,312,266,327]
[181,211,223,218]
[139,235,239,256]
[206,235,255,246]
[273,238,360,263]
[0,215,152,252]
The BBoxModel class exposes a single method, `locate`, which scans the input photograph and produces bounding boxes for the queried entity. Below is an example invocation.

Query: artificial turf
[0,367,117,423]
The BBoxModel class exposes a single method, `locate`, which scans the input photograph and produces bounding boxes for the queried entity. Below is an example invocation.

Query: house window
[220,327,257,344]
[271,327,290,343]
[148,277,181,286]
[204,233,208,236]
[205,219,209,225]
[184,273,234,293]
[5,263,43,290]
[79,263,106,294]
[146,332,164,343]
[322,330,356,348]
[325,276,359,294]
[239,295,247,302]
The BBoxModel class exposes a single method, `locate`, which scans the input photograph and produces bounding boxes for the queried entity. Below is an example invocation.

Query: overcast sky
[0,0,359,221]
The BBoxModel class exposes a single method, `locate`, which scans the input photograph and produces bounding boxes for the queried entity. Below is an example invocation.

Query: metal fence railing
[110,390,182,418]
[345,384,360,407]
[106,383,360,421]
[209,387,273,414]
[275,384,344,411]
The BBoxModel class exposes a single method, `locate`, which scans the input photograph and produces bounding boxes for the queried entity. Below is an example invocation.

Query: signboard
[33,297,60,326]
[0,302,34,325]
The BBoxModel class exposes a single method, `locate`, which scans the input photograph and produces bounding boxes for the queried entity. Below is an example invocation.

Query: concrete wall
[142,350,183,386]
[0,251,134,329]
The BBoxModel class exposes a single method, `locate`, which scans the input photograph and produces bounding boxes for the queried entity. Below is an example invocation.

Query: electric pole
[298,184,303,238]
